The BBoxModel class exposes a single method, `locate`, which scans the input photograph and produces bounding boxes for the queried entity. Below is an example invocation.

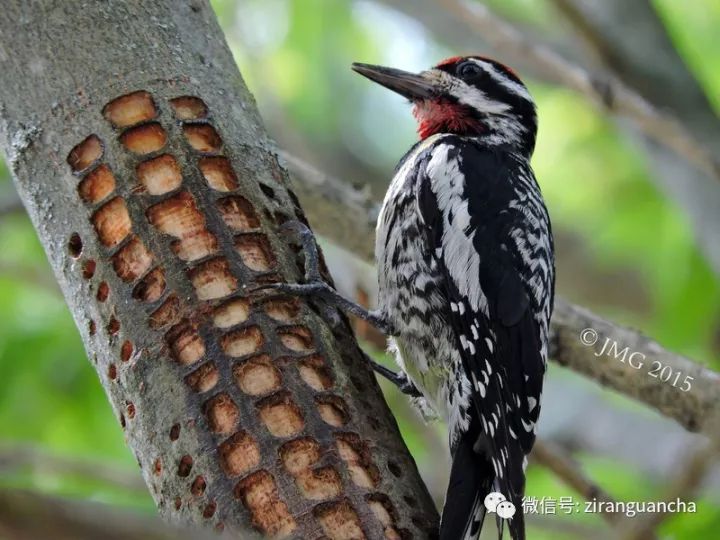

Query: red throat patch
[412,99,483,140]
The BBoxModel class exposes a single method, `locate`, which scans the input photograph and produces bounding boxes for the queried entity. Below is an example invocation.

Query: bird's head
[352,56,537,155]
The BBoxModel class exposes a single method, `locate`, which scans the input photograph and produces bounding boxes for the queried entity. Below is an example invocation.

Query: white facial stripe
[470,59,532,102]
[451,80,512,114]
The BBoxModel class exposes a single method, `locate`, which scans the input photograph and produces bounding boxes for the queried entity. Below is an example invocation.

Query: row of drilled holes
[67,90,404,538]
[67,92,231,524]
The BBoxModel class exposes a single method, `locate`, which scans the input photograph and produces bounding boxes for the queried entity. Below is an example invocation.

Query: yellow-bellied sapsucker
[271,56,555,540]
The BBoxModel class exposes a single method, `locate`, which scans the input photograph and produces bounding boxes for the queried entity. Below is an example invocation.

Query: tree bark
[0,1,438,538]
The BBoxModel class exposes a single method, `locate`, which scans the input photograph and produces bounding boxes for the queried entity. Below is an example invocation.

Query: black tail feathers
[439,435,526,540]
[439,435,492,540]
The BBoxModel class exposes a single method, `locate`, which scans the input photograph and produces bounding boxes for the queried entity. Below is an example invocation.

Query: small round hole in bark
[203,501,217,519]
[170,424,181,441]
[88,320,96,336]
[108,316,120,335]
[120,340,133,362]
[403,495,418,509]
[68,233,83,257]
[126,401,136,419]
[191,475,206,496]
[82,259,96,279]
[259,183,275,200]
[178,455,193,477]
[387,461,402,478]
[108,363,117,380]
[97,281,109,302]
[67,134,103,172]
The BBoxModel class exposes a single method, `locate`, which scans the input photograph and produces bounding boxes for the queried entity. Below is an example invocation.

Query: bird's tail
[439,434,493,540]
[439,432,527,540]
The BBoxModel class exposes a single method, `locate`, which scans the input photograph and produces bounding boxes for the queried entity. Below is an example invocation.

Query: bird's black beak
[351,62,437,100]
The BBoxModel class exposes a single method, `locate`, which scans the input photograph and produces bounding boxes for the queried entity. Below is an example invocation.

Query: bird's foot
[256,220,394,335]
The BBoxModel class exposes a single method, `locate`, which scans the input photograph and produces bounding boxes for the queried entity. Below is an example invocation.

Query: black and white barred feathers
[356,56,555,540]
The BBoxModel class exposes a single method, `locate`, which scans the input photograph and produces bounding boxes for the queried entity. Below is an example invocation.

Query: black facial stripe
[469,56,524,85]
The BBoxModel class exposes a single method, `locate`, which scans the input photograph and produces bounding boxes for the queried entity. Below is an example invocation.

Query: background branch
[532,440,620,526]
[0,444,146,493]
[0,489,230,540]
[619,413,720,540]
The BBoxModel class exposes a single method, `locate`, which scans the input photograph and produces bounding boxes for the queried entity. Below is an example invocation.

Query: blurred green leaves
[0,1,719,538]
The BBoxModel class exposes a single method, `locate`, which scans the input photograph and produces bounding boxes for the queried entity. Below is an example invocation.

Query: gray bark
[0,1,438,538]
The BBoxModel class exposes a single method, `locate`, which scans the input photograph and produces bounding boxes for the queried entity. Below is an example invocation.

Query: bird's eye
[458,61,482,79]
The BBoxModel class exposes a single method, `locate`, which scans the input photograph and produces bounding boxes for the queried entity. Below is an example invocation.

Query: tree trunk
[0,1,438,538]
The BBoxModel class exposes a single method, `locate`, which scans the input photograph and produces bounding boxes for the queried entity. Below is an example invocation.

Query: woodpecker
[267,56,554,540]
[350,57,555,540]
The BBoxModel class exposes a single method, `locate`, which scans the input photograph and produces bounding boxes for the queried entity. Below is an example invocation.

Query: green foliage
[0,1,718,538]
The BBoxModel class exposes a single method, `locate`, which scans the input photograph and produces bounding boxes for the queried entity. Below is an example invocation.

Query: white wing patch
[426,144,489,316]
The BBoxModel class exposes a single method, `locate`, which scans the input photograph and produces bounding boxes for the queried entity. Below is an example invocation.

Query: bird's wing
[417,139,551,539]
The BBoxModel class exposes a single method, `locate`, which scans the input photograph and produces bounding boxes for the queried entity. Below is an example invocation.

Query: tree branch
[286,152,720,435]
[0,488,231,540]
[551,299,720,433]
[0,1,438,536]
[546,0,720,276]
[0,444,146,493]
[619,414,720,540]
[531,440,620,526]
[435,0,720,183]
